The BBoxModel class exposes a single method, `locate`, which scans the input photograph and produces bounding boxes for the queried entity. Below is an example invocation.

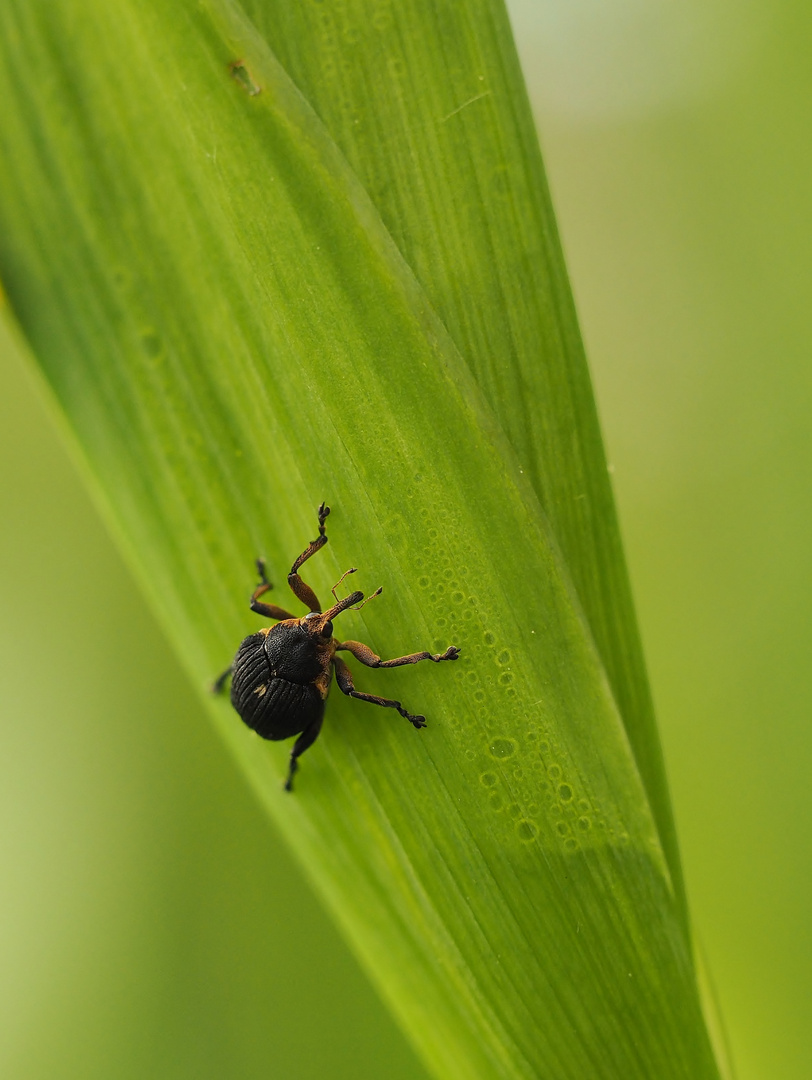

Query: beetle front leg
[287,502,330,613]
[284,715,324,792]
[336,640,460,667]
[332,656,427,729]
[250,558,296,620]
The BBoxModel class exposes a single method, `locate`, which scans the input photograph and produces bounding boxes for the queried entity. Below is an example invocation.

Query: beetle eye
[321,620,334,639]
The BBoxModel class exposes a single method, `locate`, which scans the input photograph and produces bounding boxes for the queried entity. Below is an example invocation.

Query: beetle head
[302,610,336,640]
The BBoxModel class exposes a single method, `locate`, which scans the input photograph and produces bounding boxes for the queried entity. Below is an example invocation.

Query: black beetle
[213,503,459,791]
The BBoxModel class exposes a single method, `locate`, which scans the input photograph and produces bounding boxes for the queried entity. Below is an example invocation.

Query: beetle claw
[317,502,330,534]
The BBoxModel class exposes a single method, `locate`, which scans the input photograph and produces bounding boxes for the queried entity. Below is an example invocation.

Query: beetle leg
[336,640,460,668]
[250,598,297,620]
[249,559,296,619]
[332,656,427,729]
[287,502,330,613]
[284,715,324,792]
[211,665,233,694]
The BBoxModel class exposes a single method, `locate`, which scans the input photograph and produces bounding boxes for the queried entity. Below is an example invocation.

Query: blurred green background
[2,2,810,1078]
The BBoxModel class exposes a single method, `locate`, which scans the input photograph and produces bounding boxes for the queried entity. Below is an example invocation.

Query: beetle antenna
[331,567,358,601]
[351,586,383,611]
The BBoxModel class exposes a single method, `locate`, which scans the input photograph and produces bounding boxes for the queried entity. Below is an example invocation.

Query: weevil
[213,503,460,791]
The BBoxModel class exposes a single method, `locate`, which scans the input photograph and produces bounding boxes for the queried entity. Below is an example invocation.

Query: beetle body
[230,621,333,739]
[214,503,459,791]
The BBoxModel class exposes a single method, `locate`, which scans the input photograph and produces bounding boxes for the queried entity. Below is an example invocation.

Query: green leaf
[0,2,722,1078]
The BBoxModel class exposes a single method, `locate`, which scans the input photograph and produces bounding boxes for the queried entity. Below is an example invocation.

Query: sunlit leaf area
[1,2,810,1079]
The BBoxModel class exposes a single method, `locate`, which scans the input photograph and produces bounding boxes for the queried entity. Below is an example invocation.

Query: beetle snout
[322,590,364,620]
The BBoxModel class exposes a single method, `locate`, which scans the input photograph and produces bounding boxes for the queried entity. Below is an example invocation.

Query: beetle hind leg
[284,716,324,792]
[333,656,427,729]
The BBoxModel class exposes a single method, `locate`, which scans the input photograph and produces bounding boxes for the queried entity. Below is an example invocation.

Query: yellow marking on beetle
[253,684,268,697]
